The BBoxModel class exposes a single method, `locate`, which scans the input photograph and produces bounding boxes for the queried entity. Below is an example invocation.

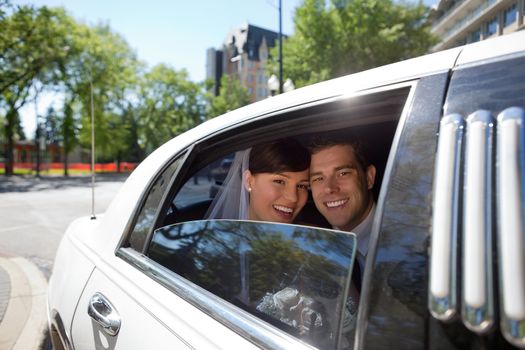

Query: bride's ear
[243,170,252,192]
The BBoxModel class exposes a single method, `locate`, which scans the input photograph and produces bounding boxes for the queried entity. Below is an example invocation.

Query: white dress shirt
[337,203,376,274]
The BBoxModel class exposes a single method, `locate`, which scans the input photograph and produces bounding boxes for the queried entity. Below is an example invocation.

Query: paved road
[0,174,127,349]
[0,174,128,278]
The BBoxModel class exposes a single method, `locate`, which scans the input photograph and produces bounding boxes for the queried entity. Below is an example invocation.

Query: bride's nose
[282,184,298,203]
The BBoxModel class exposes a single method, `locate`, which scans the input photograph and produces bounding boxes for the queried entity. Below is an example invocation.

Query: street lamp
[266,0,283,93]
[283,78,295,93]
[267,74,279,97]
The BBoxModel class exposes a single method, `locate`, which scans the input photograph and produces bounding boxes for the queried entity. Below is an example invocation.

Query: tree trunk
[4,111,15,176]
[35,126,40,177]
[63,131,69,176]
[116,151,121,173]
[63,152,69,177]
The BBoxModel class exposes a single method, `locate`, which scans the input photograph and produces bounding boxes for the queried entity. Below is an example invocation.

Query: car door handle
[88,292,121,336]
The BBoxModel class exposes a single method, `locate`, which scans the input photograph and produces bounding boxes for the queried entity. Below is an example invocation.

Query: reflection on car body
[47,31,525,350]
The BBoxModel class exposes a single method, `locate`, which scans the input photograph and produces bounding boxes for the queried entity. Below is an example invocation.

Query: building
[206,47,223,97]
[430,0,524,51]
[206,23,281,103]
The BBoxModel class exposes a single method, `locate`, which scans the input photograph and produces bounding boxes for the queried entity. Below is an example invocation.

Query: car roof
[456,30,525,67]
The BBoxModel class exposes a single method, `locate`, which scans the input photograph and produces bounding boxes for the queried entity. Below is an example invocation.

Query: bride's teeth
[274,205,293,213]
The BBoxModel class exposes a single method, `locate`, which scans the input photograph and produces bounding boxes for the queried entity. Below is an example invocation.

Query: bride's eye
[273,179,285,185]
[297,183,310,190]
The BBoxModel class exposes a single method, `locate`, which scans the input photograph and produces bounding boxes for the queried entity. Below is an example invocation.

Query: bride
[205,138,310,223]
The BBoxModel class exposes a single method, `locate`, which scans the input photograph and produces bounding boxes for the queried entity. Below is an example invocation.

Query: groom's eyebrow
[335,164,354,171]
[309,171,322,178]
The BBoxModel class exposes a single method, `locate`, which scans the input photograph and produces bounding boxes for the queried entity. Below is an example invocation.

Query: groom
[309,137,376,274]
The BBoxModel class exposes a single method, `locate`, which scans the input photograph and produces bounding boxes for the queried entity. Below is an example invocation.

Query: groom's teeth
[274,205,293,213]
[326,199,347,208]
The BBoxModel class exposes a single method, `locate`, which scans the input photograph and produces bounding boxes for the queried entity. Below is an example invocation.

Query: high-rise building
[206,23,280,102]
[206,47,223,97]
[430,0,524,51]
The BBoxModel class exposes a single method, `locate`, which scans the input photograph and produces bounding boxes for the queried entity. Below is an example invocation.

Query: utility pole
[90,75,96,220]
[278,0,283,94]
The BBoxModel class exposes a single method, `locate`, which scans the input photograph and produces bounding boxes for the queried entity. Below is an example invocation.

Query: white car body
[48,31,525,350]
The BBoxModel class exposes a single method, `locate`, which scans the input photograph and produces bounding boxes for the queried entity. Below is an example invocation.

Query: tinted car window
[128,157,183,251]
[148,220,357,349]
[359,74,449,348]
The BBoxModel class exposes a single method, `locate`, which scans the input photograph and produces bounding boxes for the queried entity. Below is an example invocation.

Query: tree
[60,101,78,175]
[68,23,140,167]
[208,75,251,119]
[41,105,79,176]
[136,64,206,154]
[268,0,438,88]
[0,3,74,175]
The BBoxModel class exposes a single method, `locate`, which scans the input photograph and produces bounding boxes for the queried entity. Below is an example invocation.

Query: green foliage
[208,75,251,119]
[0,2,75,174]
[66,23,138,162]
[136,64,207,154]
[268,0,438,88]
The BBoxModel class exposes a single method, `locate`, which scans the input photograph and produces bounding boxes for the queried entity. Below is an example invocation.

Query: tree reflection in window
[148,220,356,350]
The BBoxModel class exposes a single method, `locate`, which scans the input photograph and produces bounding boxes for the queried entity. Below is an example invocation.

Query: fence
[0,162,138,173]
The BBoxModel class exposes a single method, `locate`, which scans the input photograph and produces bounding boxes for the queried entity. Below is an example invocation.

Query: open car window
[148,220,357,350]
[119,83,416,348]
[157,85,412,230]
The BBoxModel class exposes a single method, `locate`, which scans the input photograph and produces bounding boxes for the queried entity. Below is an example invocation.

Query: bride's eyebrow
[274,172,290,178]
[273,173,309,182]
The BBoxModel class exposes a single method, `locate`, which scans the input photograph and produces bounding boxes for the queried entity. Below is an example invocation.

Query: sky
[14,0,303,82]
[13,0,435,137]
[13,0,305,136]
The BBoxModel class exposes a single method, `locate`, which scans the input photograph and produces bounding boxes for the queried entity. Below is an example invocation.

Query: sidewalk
[0,173,129,193]
[0,257,48,350]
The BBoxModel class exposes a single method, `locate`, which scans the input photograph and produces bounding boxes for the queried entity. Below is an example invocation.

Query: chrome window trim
[461,110,495,333]
[116,247,316,350]
[429,113,465,321]
[496,107,525,348]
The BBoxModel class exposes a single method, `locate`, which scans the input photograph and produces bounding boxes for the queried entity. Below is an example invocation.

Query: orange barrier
[0,162,138,172]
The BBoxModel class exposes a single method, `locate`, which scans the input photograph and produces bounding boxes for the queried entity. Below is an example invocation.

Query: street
[0,174,128,278]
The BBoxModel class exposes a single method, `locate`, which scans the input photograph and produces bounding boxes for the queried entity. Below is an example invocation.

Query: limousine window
[148,220,358,349]
[161,86,411,229]
[124,84,413,346]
